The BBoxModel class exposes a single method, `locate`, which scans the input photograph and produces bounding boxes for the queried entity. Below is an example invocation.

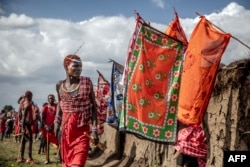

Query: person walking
[54,54,99,167]
[41,94,58,164]
[5,112,14,138]
[16,91,35,164]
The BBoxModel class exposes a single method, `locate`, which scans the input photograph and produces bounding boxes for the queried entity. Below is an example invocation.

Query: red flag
[95,70,110,134]
[177,16,231,125]
[165,10,188,47]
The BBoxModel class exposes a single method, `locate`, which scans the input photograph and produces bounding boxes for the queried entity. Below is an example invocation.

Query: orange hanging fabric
[165,10,188,47]
[178,16,231,125]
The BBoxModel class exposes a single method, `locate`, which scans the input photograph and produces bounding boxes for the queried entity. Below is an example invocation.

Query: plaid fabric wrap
[175,125,207,167]
[59,76,93,127]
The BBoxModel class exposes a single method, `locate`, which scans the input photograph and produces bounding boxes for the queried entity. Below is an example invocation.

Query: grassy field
[0,136,92,167]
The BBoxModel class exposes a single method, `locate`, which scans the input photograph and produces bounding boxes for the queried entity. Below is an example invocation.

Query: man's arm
[54,81,63,136]
[41,105,47,130]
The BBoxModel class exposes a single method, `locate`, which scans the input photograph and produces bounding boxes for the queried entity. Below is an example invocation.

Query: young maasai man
[17,91,35,164]
[41,94,58,164]
[54,54,99,167]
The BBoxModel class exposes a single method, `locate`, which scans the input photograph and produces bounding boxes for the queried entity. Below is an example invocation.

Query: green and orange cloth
[119,15,185,143]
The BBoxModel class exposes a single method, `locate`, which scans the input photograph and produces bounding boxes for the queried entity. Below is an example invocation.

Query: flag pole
[196,12,250,50]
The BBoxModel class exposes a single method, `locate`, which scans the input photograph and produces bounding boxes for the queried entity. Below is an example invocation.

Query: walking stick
[46,131,49,162]
[56,144,61,165]
[16,132,24,163]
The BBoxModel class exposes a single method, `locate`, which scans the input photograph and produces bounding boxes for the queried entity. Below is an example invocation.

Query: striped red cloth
[59,76,93,127]
[175,125,207,167]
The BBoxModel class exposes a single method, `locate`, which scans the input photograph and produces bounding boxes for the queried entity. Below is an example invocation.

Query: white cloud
[0,2,249,110]
[0,13,36,29]
[151,0,165,9]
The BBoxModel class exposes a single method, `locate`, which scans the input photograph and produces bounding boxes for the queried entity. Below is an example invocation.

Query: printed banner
[120,16,185,143]
[110,60,124,124]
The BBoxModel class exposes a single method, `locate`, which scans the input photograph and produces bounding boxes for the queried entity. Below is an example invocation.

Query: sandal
[16,158,25,163]
[44,160,50,164]
[26,158,35,164]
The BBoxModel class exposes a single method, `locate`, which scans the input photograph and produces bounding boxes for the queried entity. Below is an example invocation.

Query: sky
[0,0,250,110]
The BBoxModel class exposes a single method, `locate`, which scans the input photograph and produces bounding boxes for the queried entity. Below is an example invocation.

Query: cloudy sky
[0,0,250,110]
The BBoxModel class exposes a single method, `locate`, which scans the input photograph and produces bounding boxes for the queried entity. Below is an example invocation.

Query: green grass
[0,136,92,167]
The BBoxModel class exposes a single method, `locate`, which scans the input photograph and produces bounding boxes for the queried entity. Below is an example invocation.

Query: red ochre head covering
[63,54,81,68]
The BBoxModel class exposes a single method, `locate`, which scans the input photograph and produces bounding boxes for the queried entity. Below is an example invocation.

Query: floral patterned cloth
[119,16,185,143]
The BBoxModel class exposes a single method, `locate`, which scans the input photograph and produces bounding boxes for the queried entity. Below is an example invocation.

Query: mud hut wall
[204,60,250,167]
[123,132,176,167]
[204,86,241,167]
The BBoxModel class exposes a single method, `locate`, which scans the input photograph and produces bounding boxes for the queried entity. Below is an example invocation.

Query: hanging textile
[165,9,188,47]
[119,14,185,143]
[109,59,124,125]
[95,70,110,134]
[177,16,231,125]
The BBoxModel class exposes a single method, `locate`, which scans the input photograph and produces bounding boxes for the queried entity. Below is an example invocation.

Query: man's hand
[44,124,51,131]
[91,130,99,145]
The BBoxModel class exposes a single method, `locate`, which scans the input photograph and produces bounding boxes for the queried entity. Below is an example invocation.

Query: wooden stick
[46,132,49,162]
[16,133,24,163]
[195,12,250,50]
[56,144,61,165]
[173,151,181,160]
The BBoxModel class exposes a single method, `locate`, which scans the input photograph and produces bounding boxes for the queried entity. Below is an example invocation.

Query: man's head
[48,94,55,105]
[17,95,24,104]
[24,91,33,101]
[63,54,82,77]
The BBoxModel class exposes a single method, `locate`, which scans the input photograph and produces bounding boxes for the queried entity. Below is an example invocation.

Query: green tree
[3,105,13,112]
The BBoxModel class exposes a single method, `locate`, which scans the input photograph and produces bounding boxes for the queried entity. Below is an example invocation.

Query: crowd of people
[0,91,61,164]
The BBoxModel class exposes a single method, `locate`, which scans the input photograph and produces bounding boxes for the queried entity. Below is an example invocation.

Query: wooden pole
[46,131,49,162]
[195,12,250,50]
[16,133,24,163]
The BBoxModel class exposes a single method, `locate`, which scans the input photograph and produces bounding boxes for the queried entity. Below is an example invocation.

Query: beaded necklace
[61,82,80,97]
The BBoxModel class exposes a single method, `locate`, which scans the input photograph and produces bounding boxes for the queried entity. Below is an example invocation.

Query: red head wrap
[63,54,81,68]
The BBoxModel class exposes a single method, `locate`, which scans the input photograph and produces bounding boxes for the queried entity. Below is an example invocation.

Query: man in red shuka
[42,94,58,164]
[54,54,99,167]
